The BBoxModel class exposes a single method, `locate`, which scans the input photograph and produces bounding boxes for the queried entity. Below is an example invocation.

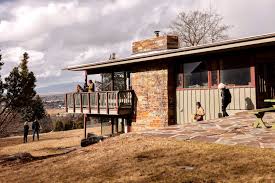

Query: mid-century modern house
[64,32,275,137]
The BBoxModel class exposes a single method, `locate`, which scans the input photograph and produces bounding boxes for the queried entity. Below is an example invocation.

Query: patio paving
[136,113,275,150]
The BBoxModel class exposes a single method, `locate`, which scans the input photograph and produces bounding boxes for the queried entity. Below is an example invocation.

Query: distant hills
[37,82,84,95]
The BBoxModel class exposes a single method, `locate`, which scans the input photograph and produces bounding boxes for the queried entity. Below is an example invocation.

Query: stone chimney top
[132,33,179,55]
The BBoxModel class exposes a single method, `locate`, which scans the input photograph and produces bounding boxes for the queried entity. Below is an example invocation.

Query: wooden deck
[65,90,134,116]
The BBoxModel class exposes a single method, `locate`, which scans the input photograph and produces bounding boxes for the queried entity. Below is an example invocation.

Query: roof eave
[65,32,275,72]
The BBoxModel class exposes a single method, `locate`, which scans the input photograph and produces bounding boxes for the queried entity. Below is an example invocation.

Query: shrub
[74,120,84,129]
[64,120,73,131]
[54,121,64,131]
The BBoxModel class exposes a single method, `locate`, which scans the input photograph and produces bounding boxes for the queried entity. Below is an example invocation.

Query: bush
[74,120,83,129]
[64,120,73,131]
[54,121,64,131]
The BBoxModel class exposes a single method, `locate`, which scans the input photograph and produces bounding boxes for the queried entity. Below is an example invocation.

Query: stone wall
[130,65,170,130]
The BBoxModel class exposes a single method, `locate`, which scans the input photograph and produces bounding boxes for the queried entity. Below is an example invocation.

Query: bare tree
[169,10,231,47]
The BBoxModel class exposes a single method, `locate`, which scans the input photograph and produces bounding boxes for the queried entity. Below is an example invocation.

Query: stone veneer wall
[130,65,170,130]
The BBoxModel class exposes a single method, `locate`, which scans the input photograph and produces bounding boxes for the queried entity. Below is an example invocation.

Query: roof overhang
[65,32,275,72]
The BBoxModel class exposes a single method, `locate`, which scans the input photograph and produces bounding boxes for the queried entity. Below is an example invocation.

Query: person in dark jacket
[218,83,232,117]
[32,119,40,141]
[23,122,29,143]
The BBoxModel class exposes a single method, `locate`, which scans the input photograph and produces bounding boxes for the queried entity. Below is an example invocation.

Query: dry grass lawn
[0,130,274,183]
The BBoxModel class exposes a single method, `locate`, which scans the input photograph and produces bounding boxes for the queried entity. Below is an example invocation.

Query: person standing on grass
[23,121,29,143]
[32,119,40,141]
[218,83,232,117]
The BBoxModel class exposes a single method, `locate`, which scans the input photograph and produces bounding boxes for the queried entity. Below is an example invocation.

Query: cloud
[0,0,274,91]
[0,1,90,42]
[2,46,44,65]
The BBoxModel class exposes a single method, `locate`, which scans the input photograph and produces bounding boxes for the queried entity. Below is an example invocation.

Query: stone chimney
[132,31,179,55]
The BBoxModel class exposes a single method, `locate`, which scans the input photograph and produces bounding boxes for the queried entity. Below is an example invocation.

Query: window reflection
[183,61,208,88]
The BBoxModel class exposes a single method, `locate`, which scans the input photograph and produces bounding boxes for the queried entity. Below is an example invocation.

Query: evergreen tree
[1,52,41,133]
[0,53,4,101]
[22,95,46,122]
[19,52,29,78]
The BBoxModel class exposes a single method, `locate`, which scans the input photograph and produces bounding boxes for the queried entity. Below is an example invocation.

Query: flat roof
[65,32,275,71]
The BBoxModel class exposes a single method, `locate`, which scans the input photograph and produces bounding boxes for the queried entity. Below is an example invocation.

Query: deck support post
[115,118,119,133]
[111,118,114,134]
[121,118,125,133]
[84,114,87,139]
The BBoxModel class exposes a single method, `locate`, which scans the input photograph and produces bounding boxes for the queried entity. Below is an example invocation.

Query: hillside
[0,130,274,183]
[36,82,82,95]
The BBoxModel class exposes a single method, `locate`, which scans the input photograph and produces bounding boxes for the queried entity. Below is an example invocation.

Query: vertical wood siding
[176,87,256,124]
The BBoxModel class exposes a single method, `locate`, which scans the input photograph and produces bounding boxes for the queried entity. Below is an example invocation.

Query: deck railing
[65,90,134,115]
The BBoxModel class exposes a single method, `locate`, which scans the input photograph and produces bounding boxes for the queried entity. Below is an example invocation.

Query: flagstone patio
[136,113,275,150]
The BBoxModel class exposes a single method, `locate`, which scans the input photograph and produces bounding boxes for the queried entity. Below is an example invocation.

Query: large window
[183,61,208,88]
[177,57,252,89]
[220,60,251,86]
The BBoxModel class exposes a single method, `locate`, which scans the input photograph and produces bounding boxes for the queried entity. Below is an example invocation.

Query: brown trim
[176,85,255,91]
[208,70,212,88]
[250,56,256,87]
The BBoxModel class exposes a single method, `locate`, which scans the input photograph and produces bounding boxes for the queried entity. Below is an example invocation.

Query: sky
[0,0,275,90]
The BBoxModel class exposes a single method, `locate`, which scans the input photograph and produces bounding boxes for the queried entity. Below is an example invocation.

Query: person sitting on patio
[76,84,83,92]
[193,102,205,121]
[88,80,95,92]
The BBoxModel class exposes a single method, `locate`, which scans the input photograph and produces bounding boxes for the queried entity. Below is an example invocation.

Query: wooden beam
[115,118,119,133]
[111,118,114,134]
[124,72,127,90]
[83,114,87,139]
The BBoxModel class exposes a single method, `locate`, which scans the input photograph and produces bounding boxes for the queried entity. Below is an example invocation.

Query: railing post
[65,94,68,112]
[73,93,76,113]
[88,93,91,114]
[97,93,99,114]
[116,92,119,114]
[106,92,109,114]
[80,93,83,113]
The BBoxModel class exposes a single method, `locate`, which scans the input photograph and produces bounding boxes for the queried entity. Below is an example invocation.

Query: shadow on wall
[245,97,255,110]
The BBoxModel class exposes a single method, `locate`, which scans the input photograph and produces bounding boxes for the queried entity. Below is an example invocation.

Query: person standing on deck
[88,80,95,92]
[218,83,232,117]
[23,121,29,143]
[32,119,40,141]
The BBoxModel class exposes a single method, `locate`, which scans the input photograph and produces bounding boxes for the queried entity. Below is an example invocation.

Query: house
[64,32,275,138]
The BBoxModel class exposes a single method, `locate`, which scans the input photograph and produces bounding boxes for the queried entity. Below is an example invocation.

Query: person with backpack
[218,83,232,117]
[32,119,40,141]
[23,121,29,143]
